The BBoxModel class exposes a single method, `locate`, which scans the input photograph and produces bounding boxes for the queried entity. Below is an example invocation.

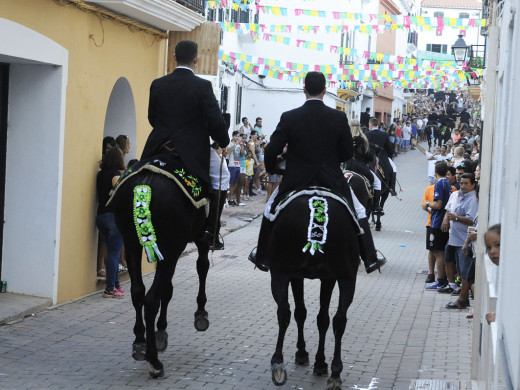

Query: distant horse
[266,188,360,389]
[112,170,211,378]
[437,124,452,147]
[366,153,394,232]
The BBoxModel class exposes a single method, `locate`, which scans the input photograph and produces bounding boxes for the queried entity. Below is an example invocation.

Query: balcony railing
[407,31,418,46]
[176,0,204,15]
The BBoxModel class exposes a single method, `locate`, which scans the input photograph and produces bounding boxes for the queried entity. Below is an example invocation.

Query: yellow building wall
[1,0,164,302]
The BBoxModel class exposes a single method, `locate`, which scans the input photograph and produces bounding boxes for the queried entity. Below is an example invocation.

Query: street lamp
[451,34,470,66]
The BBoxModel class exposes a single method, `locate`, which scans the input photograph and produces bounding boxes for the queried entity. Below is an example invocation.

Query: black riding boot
[389,172,397,196]
[248,216,271,272]
[358,217,387,274]
[372,189,384,216]
[201,190,227,250]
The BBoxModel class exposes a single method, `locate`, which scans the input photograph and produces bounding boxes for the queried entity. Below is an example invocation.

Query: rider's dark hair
[304,72,326,96]
[369,118,379,128]
[175,40,198,65]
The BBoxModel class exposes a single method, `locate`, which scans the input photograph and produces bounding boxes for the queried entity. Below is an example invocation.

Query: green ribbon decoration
[133,185,164,263]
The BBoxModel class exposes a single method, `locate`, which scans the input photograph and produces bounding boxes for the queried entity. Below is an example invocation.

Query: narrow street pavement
[0,142,472,390]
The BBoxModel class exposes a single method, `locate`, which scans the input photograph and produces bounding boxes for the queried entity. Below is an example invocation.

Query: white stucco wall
[0,18,68,301]
[418,6,483,56]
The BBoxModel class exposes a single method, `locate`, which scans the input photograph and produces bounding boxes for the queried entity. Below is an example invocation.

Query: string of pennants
[221,29,459,68]
[220,50,484,90]
[223,50,459,71]
[216,20,482,35]
[206,1,486,31]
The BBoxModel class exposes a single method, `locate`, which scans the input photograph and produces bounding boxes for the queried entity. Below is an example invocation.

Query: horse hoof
[194,311,209,331]
[148,364,164,378]
[271,363,287,386]
[295,350,310,365]
[313,362,328,376]
[155,330,168,353]
[327,377,342,390]
[132,343,146,361]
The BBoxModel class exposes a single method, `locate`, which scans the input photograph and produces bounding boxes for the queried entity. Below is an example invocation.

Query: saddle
[343,170,373,199]
[107,153,210,209]
[266,186,363,256]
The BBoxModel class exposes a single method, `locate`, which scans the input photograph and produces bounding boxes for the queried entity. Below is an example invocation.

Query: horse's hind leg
[290,278,309,365]
[144,255,178,378]
[123,240,147,361]
[270,273,291,386]
[194,242,210,331]
[327,278,356,390]
[153,243,186,355]
[314,279,335,377]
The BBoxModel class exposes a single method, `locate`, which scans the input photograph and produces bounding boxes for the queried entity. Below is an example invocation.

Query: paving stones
[0,145,472,389]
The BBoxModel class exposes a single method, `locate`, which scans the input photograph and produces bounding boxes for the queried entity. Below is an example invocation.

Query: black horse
[267,189,360,389]
[112,171,211,378]
[281,174,373,389]
[364,155,394,232]
[437,124,452,147]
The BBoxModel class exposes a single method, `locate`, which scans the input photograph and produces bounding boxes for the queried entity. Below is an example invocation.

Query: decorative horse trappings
[302,197,329,255]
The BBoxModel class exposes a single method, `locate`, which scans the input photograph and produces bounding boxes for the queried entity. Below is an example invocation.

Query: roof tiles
[421,0,482,9]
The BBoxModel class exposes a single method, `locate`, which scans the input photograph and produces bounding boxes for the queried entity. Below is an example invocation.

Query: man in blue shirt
[424,161,452,290]
[444,173,478,308]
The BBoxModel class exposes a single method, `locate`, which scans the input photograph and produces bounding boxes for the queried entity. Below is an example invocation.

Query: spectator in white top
[239,117,254,139]
[401,121,412,152]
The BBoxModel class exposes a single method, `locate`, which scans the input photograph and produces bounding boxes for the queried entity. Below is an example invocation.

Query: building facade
[471,0,520,388]
[419,0,484,61]
[0,0,205,304]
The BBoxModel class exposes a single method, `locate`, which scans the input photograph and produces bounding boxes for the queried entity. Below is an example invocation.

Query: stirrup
[365,250,387,274]
[248,248,269,272]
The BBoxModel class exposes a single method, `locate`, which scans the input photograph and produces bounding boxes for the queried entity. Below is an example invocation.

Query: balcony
[407,30,418,55]
[86,0,205,31]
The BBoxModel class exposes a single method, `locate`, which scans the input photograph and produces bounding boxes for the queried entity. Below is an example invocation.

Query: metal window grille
[176,0,204,15]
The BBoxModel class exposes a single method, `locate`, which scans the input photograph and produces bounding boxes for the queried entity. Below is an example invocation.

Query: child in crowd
[244,150,255,200]
[483,224,501,323]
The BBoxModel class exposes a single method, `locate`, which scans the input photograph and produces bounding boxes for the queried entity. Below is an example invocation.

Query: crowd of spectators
[224,116,277,207]
[358,90,484,316]
[401,90,484,316]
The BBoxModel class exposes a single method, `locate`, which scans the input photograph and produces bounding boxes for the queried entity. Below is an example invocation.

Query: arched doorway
[103,78,137,165]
